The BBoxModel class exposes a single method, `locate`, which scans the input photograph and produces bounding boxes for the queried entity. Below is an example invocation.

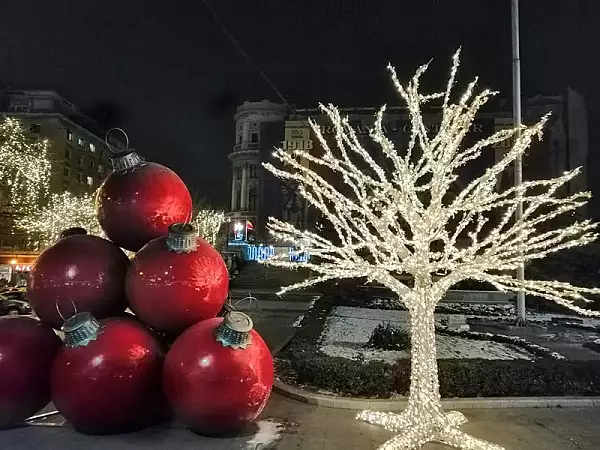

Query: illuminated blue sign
[244,245,310,263]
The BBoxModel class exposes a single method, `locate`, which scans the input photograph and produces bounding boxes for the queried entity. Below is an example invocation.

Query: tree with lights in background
[16,191,101,249]
[263,51,600,450]
[193,208,226,248]
[0,118,52,219]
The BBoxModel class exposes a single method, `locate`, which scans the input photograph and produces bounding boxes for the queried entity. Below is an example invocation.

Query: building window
[235,167,242,180]
[249,165,258,178]
[98,164,104,174]
[66,130,73,141]
[250,132,259,143]
[89,161,94,170]
[28,124,41,134]
[237,134,242,144]
[87,176,94,186]
[78,156,84,168]
[77,137,84,147]
[248,191,257,211]
[64,148,71,159]
[90,143,96,153]
[63,167,70,178]
[77,172,84,184]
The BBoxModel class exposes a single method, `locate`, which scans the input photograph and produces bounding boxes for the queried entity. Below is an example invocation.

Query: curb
[273,379,600,410]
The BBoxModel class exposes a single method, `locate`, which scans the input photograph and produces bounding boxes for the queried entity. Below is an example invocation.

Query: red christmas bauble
[0,316,61,428]
[163,312,273,435]
[27,231,130,329]
[96,151,192,252]
[51,313,164,433]
[126,223,228,334]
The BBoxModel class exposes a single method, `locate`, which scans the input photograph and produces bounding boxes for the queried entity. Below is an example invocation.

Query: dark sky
[2,0,599,209]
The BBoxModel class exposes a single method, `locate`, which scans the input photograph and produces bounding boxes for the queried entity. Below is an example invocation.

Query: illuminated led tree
[193,208,226,247]
[263,51,600,450]
[16,191,101,249]
[0,118,52,216]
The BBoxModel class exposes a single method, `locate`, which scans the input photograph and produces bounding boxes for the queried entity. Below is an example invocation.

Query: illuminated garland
[263,50,600,450]
[0,118,51,217]
[193,209,226,247]
[16,191,102,249]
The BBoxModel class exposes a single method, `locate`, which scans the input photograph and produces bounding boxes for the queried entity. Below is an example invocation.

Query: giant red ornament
[96,142,192,252]
[0,316,61,428]
[163,312,274,435]
[126,223,228,334]
[51,313,164,433]
[27,229,130,329]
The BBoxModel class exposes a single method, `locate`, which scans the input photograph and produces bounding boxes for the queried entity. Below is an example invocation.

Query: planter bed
[276,295,600,399]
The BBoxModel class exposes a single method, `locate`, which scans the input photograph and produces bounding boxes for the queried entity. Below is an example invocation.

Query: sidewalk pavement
[3,394,598,449]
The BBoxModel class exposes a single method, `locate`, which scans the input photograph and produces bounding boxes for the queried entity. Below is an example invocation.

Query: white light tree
[193,208,226,247]
[16,191,102,249]
[263,51,600,450]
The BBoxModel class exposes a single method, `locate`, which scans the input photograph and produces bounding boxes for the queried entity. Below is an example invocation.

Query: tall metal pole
[511,0,526,321]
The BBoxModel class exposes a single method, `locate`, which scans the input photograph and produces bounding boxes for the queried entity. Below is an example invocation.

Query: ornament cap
[166,223,198,253]
[111,151,144,173]
[215,311,253,349]
[59,227,88,239]
[61,312,103,348]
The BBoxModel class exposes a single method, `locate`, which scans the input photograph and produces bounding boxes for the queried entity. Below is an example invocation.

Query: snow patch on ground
[245,419,283,449]
[319,306,535,362]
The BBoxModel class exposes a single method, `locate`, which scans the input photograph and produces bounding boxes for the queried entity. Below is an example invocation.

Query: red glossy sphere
[27,234,130,329]
[51,317,164,433]
[97,162,192,252]
[0,316,61,428]
[126,237,229,334]
[163,317,274,434]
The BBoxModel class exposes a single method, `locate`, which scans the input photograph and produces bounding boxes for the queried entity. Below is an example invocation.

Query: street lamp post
[511,0,527,322]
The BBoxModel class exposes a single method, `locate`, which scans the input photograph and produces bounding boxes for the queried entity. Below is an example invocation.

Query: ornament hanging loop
[55,299,78,322]
[230,293,259,311]
[105,128,130,155]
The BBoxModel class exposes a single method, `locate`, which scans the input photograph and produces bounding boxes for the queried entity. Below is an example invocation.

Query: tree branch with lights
[193,208,226,248]
[0,118,52,217]
[16,191,102,249]
[263,50,600,450]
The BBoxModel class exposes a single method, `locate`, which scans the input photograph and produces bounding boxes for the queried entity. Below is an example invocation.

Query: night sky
[2,1,599,211]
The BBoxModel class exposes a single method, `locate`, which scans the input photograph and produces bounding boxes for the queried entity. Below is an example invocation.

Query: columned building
[228,100,287,242]
[229,88,591,248]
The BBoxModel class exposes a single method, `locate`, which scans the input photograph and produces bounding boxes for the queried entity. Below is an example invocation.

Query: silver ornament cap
[61,312,103,348]
[166,223,198,253]
[110,151,143,172]
[215,311,254,350]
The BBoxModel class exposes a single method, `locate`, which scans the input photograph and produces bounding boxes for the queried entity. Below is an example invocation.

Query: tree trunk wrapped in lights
[262,50,600,450]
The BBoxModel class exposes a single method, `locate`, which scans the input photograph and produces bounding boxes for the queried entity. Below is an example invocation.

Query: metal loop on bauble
[105,127,130,155]
[229,293,260,311]
[55,299,78,322]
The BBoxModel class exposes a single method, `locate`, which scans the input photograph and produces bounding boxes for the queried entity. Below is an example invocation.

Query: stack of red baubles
[0,143,273,435]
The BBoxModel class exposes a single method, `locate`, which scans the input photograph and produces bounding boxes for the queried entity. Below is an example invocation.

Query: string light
[263,49,599,450]
[193,209,226,247]
[16,191,101,249]
[0,118,52,218]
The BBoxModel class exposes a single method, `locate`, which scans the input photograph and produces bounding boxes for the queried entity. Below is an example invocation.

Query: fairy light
[16,191,102,249]
[193,209,226,247]
[262,49,599,450]
[0,118,52,218]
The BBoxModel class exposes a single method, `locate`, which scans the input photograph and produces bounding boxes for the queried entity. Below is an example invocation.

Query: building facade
[229,89,590,248]
[0,90,112,278]
[228,100,288,243]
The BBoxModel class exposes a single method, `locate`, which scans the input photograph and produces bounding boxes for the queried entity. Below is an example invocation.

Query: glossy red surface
[96,162,192,252]
[126,237,229,334]
[0,316,61,428]
[51,317,164,433]
[163,317,274,434]
[27,235,130,329]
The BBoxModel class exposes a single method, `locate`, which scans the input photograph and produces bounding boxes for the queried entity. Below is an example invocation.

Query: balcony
[229,143,260,161]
